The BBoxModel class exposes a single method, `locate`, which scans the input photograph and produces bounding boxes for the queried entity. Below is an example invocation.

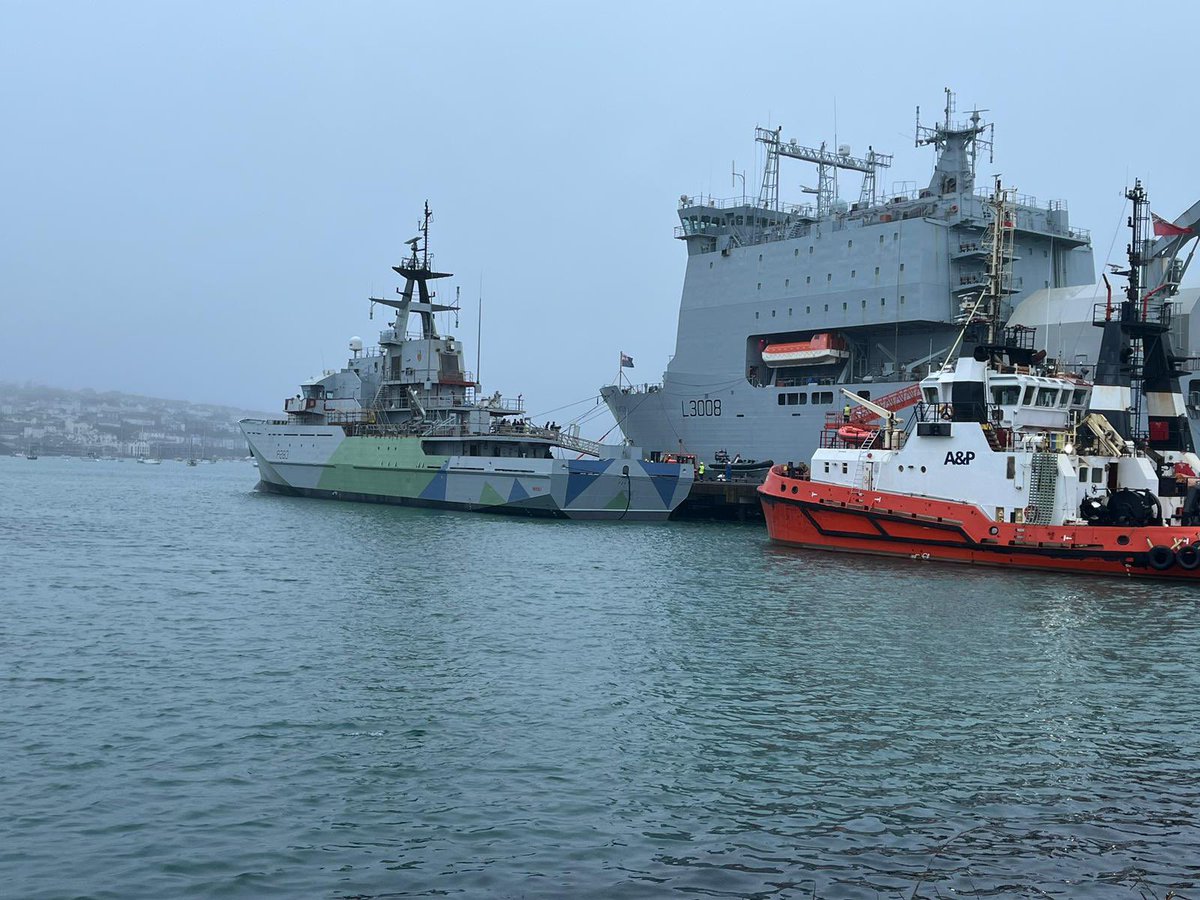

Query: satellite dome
[349,336,363,353]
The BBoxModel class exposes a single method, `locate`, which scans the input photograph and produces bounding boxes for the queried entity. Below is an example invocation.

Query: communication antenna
[732,160,746,204]
[476,273,483,388]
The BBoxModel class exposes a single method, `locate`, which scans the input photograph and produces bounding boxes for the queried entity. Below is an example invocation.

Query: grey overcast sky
[3,1,1199,433]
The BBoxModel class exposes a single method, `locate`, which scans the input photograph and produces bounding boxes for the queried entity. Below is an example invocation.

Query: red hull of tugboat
[759,467,1200,580]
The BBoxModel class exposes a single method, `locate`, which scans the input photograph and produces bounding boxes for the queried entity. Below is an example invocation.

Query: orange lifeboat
[761,333,850,367]
[836,425,875,444]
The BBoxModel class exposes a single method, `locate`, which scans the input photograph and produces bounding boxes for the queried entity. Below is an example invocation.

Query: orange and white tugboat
[760,179,1200,579]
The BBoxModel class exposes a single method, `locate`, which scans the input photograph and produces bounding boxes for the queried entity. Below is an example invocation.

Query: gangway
[847,383,923,424]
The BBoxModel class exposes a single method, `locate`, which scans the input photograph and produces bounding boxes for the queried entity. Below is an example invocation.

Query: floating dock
[670,478,764,522]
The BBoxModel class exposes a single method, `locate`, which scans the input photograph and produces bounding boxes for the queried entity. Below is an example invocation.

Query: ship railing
[327,409,377,425]
[478,397,525,414]
[490,423,603,457]
[609,382,663,395]
[1091,300,1177,328]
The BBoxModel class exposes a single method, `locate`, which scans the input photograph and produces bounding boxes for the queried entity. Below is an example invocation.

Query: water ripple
[2,457,1199,898]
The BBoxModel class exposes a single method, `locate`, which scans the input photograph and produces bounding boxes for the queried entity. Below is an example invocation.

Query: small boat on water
[762,179,1200,579]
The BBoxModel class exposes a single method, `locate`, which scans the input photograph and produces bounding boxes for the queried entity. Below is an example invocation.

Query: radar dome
[349,336,363,353]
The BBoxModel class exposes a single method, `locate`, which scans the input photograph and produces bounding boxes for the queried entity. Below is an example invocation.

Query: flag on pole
[1152,212,1193,237]
[620,352,635,368]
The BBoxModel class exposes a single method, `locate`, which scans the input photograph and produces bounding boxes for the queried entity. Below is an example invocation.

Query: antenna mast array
[755,126,892,217]
[915,88,993,185]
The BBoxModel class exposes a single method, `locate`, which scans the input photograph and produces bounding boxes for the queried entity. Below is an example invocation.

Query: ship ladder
[1026,452,1059,525]
[851,431,879,490]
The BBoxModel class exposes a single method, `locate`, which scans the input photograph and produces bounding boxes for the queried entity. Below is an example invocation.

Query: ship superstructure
[242,205,692,520]
[602,91,1097,466]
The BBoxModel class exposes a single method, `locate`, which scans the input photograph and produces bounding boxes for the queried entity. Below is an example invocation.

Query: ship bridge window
[1023,386,1036,405]
[1079,466,1089,483]
[1093,467,1104,484]
[1057,391,1070,408]
[992,386,1020,405]
[1072,389,1087,406]
[1036,388,1058,407]
[923,387,938,404]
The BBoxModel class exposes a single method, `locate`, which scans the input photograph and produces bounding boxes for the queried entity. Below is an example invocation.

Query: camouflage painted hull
[240,421,692,521]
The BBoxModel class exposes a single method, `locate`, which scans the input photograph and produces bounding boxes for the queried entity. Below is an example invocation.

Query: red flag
[1152,212,1193,237]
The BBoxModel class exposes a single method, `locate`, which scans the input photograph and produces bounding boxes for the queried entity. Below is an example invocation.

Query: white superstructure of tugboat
[240,204,693,520]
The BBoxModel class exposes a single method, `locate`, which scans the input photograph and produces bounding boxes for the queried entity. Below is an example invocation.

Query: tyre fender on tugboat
[1147,545,1176,571]
[1176,543,1200,571]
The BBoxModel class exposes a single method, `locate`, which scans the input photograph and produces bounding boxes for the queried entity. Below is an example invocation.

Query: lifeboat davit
[761,333,850,367]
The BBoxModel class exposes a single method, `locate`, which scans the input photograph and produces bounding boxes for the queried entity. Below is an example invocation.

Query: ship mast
[755,127,891,215]
[915,88,992,196]
[369,201,457,340]
[956,176,1015,345]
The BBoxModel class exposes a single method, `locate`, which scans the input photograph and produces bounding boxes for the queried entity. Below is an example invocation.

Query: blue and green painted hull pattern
[241,423,691,521]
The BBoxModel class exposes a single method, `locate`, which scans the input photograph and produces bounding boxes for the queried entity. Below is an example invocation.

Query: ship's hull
[759,467,1200,580]
[240,421,691,521]
[602,377,900,466]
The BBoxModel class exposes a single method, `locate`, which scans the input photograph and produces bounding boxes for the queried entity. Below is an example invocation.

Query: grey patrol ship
[602,91,1099,465]
[240,204,692,520]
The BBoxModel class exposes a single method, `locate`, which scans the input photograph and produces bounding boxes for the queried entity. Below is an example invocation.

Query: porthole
[1117,535,1130,546]
[779,483,786,492]
[791,485,798,494]
[989,526,999,535]
[920,466,927,473]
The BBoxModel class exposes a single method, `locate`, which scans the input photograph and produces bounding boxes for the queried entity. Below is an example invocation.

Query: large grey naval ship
[240,205,692,520]
[602,90,1200,465]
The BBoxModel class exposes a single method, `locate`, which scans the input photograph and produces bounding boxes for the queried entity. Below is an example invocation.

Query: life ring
[1177,543,1200,571]
[1147,545,1176,571]
[940,404,954,420]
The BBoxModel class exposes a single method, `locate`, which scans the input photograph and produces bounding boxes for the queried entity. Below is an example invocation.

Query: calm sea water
[3,455,1199,899]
